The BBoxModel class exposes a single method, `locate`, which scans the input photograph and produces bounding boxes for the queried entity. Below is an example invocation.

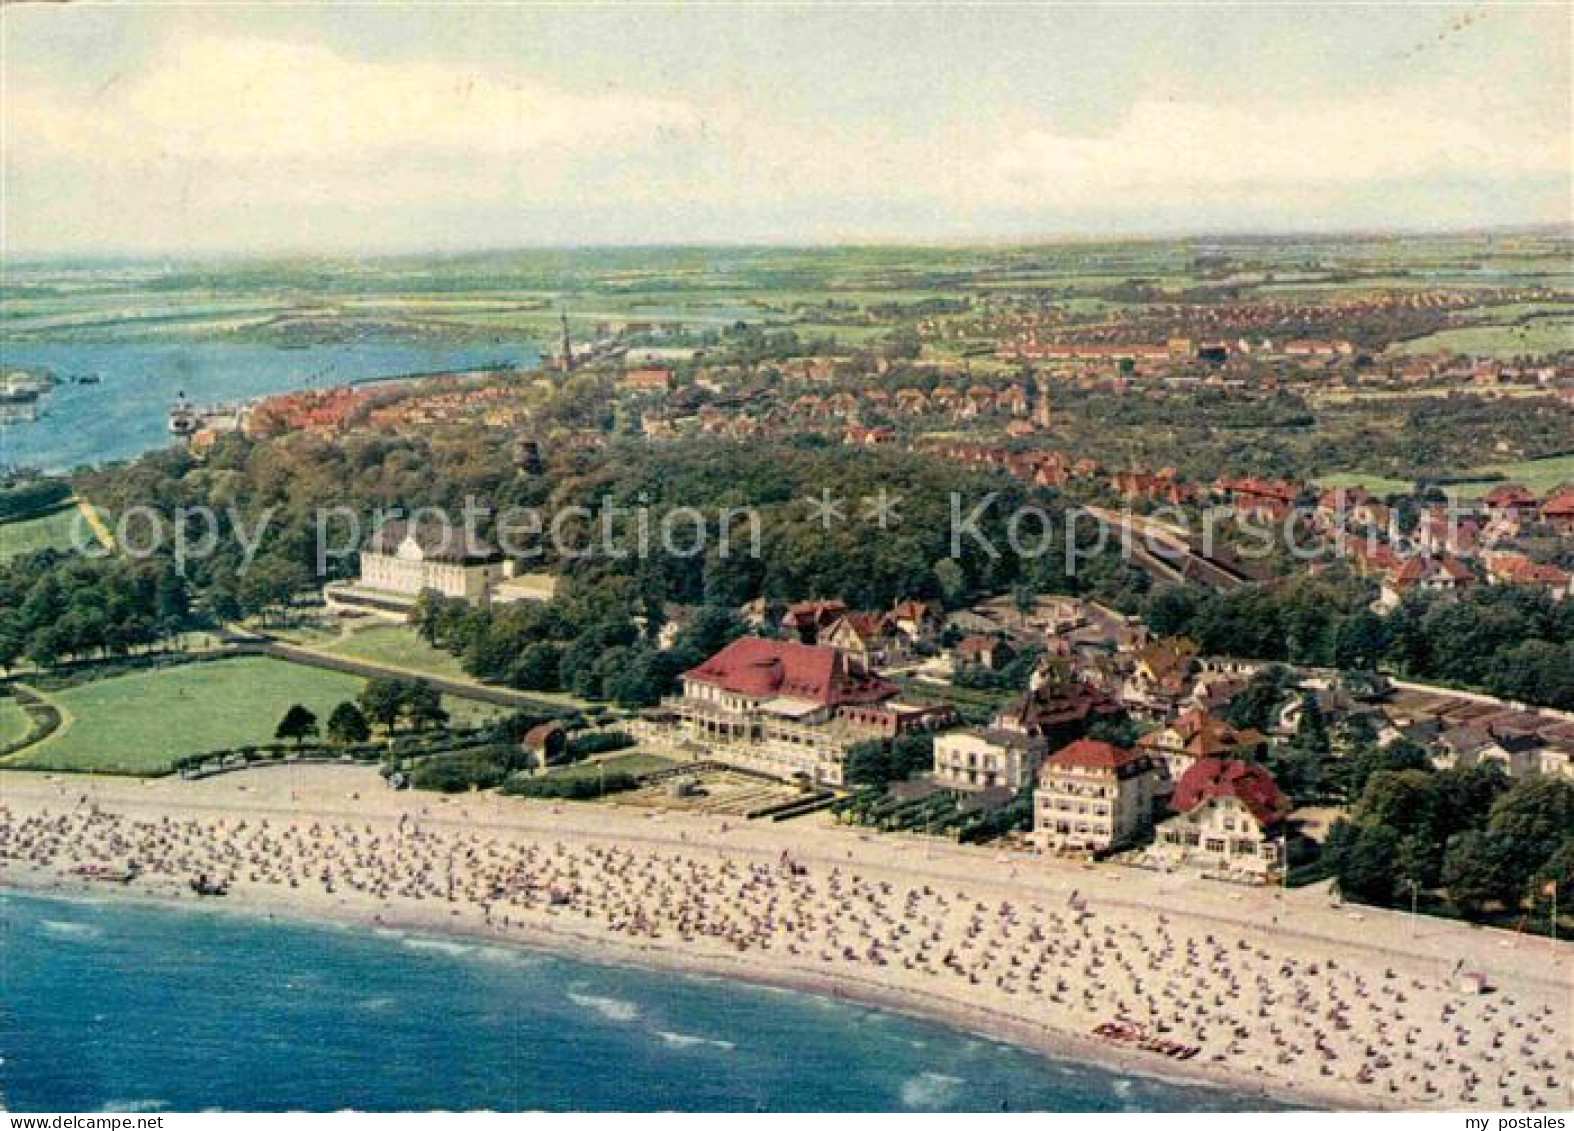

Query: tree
[275,703,319,746]
[1333,610,1389,670]
[358,678,406,733]
[1441,830,1507,917]
[400,681,449,732]
[1225,666,1292,732]
[1324,820,1400,905]
[1145,585,1197,639]
[670,605,748,661]
[933,559,966,608]
[844,740,894,786]
[509,642,563,691]
[1292,692,1330,757]
[1011,583,1038,625]
[325,701,371,746]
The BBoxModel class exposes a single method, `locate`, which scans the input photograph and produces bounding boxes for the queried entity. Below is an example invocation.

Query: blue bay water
[0,341,541,473]
[0,892,1276,1113]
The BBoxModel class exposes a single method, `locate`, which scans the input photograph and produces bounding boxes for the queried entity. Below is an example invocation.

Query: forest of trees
[1143,574,1574,709]
[1324,767,1572,927]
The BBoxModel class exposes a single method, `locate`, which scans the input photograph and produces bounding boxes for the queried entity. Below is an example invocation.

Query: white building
[1151,757,1289,881]
[324,520,551,615]
[1033,738,1159,855]
[933,728,1044,791]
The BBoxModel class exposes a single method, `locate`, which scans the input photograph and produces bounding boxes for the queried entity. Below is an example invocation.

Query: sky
[2,2,1570,256]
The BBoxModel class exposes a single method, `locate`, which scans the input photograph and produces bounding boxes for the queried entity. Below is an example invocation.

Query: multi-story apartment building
[1033,738,1159,855]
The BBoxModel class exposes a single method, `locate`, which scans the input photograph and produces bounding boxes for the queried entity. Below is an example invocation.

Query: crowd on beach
[1,790,1569,1112]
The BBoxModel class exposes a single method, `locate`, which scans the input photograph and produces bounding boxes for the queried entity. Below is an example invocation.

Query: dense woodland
[0,425,1567,714]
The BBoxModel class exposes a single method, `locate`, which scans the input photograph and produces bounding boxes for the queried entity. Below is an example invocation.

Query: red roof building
[1034,739,1159,854]
[1170,757,1289,827]
[1540,486,1574,533]
[682,637,896,708]
[1483,483,1538,515]
[661,637,947,786]
[1155,757,1289,880]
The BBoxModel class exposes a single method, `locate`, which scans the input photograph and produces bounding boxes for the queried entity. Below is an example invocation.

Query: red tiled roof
[1484,483,1537,508]
[1046,738,1146,773]
[1171,757,1289,828]
[1541,487,1574,518]
[683,637,896,706]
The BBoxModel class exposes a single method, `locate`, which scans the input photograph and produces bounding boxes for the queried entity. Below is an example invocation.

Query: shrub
[566,730,635,758]
[502,771,638,800]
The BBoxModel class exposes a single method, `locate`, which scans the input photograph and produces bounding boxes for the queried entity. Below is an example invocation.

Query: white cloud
[2,29,1566,252]
[7,32,704,170]
[980,85,1568,209]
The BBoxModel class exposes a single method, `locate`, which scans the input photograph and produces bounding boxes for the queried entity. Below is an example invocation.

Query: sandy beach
[2,765,1569,1111]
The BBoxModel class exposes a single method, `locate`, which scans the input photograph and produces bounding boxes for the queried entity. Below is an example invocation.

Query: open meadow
[3,655,501,774]
[0,504,100,562]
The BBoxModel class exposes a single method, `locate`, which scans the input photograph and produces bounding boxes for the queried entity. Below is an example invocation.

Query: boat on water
[170,393,246,439]
[168,392,198,436]
[2,370,55,397]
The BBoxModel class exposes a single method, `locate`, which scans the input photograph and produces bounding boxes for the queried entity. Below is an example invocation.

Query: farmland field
[1385,316,1574,359]
[1316,454,1574,499]
[3,655,500,774]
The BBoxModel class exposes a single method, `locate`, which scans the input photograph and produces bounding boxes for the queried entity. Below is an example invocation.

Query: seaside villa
[1151,757,1290,881]
[1033,738,1159,855]
[638,636,952,784]
[323,519,557,616]
[932,727,1044,791]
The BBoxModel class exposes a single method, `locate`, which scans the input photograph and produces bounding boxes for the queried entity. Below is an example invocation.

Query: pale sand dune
[2,766,1569,1111]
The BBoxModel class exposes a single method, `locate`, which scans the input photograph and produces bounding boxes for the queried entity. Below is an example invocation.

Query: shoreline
[1,870,1318,1112]
[3,765,1568,1112]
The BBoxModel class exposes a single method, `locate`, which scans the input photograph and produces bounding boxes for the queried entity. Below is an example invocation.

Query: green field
[4,655,500,774]
[0,696,35,748]
[322,623,472,681]
[1314,471,1416,495]
[1444,454,1574,498]
[0,505,100,561]
[1318,453,1574,499]
[1386,316,1574,359]
[319,623,590,710]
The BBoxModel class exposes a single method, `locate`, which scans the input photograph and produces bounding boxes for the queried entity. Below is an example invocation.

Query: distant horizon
[8,221,1572,271]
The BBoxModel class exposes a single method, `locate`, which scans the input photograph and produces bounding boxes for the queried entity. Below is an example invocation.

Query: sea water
[0,892,1280,1113]
[0,341,542,473]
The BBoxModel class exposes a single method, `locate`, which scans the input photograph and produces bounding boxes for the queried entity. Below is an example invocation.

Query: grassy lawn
[318,623,593,710]
[1314,471,1416,494]
[322,623,472,681]
[0,505,99,562]
[0,696,35,748]
[5,655,500,774]
[542,752,677,782]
